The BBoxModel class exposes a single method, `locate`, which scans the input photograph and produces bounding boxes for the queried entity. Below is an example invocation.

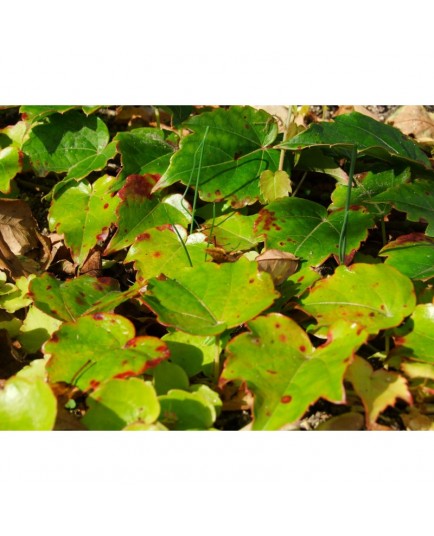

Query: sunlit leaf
[254,197,374,266]
[45,313,170,392]
[300,263,416,334]
[221,315,367,430]
[153,106,280,208]
[158,388,218,430]
[379,233,434,280]
[125,225,208,283]
[23,111,111,178]
[260,169,291,202]
[201,212,260,252]
[278,112,432,169]
[30,273,136,321]
[393,303,434,363]
[142,257,279,335]
[0,146,21,193]
[82,378,160,431]
[48,174,120,264]
[0,374,57,431]
[105,174,190,254]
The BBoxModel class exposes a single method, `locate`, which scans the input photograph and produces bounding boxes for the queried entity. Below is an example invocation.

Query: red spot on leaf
[281,395,292,404]
[46,285,52,290]
[137,232,151,241]
[249,278,255,284]
[275,323,281,328]
[89,379,100,390]
[93,313,105,320]
[266,369,277,375]
[297,276,305,282]
[156,345,170,357]
[299,345,306,352]
[369,312,375,317]
[103,203,109,209]
[96,226,108,241]
[254,209,277,232]
[51,333,59,342]
[118,174,159,200]
[273,225,281,231]
[152,251,162,258]
[278,334,287,342]
[114,370,135,379]
[75,296,85,305]
[143,357,166,371]
[156,224,172,232]
[394,336,406,345]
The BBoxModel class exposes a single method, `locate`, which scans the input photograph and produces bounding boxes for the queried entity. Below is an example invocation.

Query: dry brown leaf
[256,249,299,285]
[335,105,380,120]
[0,199,40,255]
[386,105,434,145]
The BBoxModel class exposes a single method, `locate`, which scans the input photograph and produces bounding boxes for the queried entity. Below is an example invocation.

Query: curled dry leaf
[256,249,299,285]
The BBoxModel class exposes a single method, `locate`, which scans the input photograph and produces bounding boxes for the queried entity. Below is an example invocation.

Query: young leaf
[345,355,412,428]
[48,174,121,264]
[44,313,170,392]
[125,225,208,283]
[373,179,434,236]
[254,197,374,266]
[259,170,291,202]
[23,111,112,178]
[393,303,434,363]
[379,233,434,280]
[81,378,160,431]
[153,106,280,208]
[278,112,432,169]
[330,167,411,216]
[115,127,175,183]
[221,315,367,430]
[0,374,57,431]
[29,273,135,321]
[18,305,62,354]
[300,263,416,334]
[201,212,260,252]
[142,257,279,335]
[105,174,190,254]
[0,146,21,193]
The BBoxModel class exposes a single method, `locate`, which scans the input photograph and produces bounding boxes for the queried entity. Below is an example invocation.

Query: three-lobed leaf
[221,314,367,430]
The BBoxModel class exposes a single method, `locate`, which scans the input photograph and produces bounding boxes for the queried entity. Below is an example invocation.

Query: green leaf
[373,179,434,236]
[260,170,291,202]
[379,233,434,280]
[158,389,217,430]
[161,331,220,377]
[142,257,279,335]
[0,275,34,313]
[202,212,260,252]
[330,166,411,216]
[278,112,432,169]
[81,378,160,431]
[393,303,434,363]
[29,273,136,322]
[221,314,367,430]
[18,305,62,354]
[20,105,76,123]
[294,147,348,183]
[300,263,416,334]
[44,313,170,392]
[23,111,111,178]
[0,146,21,193]
[125,225,208,283]
[153,106,280,208]
[0,374,57,431]
[115,127,175,183]
[152,361,190,395]
[345,355,412,428]
[66,140,117,181]
[254,197,374,266]
[105,174,190,254]
[48,174,121,264]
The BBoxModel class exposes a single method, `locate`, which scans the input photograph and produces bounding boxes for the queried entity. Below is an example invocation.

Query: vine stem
[213,335,221,384]
[338,145,357,264]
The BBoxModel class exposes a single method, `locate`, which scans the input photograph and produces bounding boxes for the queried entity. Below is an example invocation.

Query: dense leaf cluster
[0,105,433,430]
